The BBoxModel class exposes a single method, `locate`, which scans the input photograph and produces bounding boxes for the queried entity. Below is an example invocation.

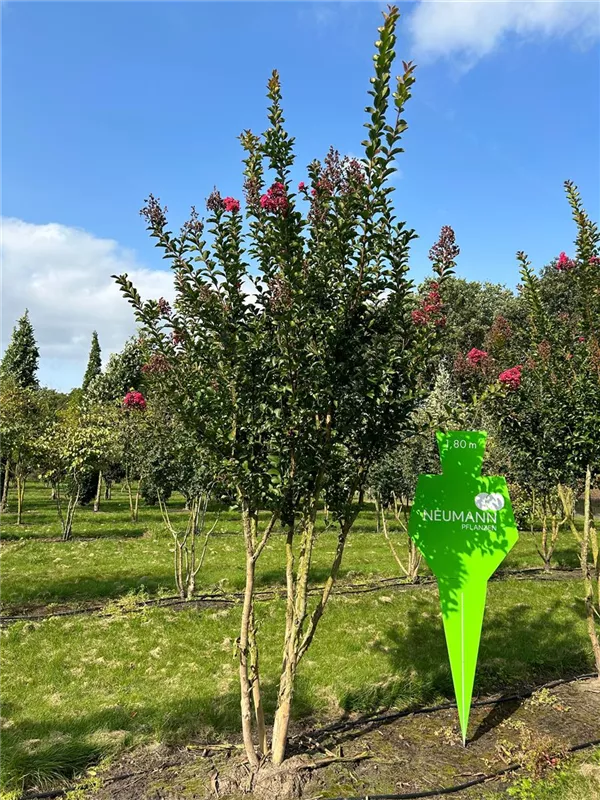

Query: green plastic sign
[408,431,518,744]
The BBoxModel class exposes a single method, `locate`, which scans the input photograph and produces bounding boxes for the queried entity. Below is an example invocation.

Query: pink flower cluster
[411,282,446,327]
[260,182,288,214]
[589,256,600,266]
[498,365,522,390]
[556,252,576,271]
[467,348,488,365]
[223,196,240,213]
[123,390,147,410]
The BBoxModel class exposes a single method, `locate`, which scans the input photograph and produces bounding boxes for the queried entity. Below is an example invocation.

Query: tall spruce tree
[82,331,102,391]
[0,310,40,388]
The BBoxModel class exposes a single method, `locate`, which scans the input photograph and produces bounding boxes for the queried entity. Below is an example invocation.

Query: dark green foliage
[77,470,100,506]
[86,338,144,403]
[0,310,40,388]
[82,331,102,391]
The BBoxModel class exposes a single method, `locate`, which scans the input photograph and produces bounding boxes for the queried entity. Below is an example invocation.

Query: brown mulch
[79,678,600,800]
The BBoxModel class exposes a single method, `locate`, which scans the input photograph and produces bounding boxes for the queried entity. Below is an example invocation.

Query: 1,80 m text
[452,439,477,449]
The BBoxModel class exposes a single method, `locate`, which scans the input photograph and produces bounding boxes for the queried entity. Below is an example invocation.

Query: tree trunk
[249,605,267,756]
[133,480,141,522]
[271,499,355,765]
[104,480,112,500]
[16,473,24,525]
[0,460,10,512]
[239,523,260,769]
[93,471,103,512]
[62,490,79,541]
[582,466,600,674]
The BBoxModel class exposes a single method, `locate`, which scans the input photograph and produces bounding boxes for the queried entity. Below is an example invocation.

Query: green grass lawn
[0,483,595,795]
[1,580,594,792]
[0,483,582,612]
[489,748,600,799]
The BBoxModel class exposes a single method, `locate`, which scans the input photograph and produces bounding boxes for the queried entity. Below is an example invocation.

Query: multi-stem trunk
[271,489,360,765]
[62,495,77,541]
[93,471,103,513]
[126,475,142,522]
[0,459,10,512]
[59,488,80,541]
[379,495,421,582]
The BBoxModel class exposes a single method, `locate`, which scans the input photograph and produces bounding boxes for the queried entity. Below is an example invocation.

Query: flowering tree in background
[115,6,451,768]
[496,181,600,670]
[368,366,463,582]
[118,390,149,522]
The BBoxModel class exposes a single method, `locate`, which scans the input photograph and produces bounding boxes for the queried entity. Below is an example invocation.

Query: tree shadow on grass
[0,528,147,543]
[338,596,592,743]
[2,574,177,612]
[0,679,316,793]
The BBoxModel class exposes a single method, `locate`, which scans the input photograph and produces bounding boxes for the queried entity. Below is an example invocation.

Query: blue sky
[2,1,599,391]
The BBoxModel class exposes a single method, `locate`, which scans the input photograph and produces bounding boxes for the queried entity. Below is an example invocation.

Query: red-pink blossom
[467,348,489,365]
[298,181,306,192]
[411,309,428,326]
[123,390,147,410]
[412,284,445,327]
[223,197,240,213]
[498,365,522,390]
[556,252,576,271]
[260,182,288,214]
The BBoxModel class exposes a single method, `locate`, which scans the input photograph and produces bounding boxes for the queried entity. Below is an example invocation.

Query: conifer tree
[0,310,40,388]
[82,331,102,391]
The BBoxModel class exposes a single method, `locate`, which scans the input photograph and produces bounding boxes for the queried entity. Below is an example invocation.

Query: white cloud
[408,0,600,66]
[1,218,174,392]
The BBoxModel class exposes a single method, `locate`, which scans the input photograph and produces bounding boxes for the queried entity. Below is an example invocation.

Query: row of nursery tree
[1,6,598,769]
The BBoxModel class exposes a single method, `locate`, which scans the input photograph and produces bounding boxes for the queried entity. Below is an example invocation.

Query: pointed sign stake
[408,431,519,744]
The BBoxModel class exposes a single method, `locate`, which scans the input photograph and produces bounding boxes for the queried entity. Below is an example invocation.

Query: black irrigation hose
[0,568,582,626]
[319,738,600,800]
[17,737,600,800]
[15,674,600,800]
[291,673,599,747]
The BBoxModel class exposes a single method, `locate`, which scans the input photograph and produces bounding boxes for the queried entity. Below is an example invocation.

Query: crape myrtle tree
[368,365,464,581]
[119,389,148,522]
[494,181,600,671]
[87,337,145,502]
[487,357,572,572]
[115,7,451,767]
[416,275,524,388]
[140,359,224,599]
